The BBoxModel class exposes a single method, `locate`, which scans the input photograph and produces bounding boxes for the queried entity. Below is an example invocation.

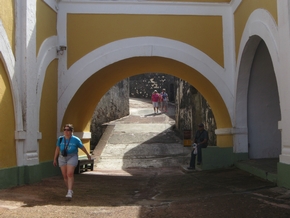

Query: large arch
[235,9,280,154]
[0,21,22,132]
[58,37,234,147]
[0,22,20,167]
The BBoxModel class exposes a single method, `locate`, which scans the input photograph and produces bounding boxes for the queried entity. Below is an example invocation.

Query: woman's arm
[53,146,60,166]
[80,146,91,160]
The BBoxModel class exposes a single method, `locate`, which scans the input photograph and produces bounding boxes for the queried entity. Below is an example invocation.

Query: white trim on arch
[235,9,279,153]
[36,36,58,130]
[0,20,23,133]
[57,37,235,131]
[231,0,242,13]
[237,9,279,82]
[36,36,58,113]
[43,0,59,12]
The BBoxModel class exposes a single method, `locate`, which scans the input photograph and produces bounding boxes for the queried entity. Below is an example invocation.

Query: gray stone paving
[93,98,191,169]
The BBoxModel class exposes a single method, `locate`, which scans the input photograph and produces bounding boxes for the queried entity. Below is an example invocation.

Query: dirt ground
[1,98,289,217]
[1,167,290,218]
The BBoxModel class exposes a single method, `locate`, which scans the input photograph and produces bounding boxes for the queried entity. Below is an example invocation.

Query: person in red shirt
[151,90,160,114]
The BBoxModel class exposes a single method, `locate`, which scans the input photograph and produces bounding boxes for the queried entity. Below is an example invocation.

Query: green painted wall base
[201,147,279,185]
[0,161,61,190]
[235,161,277,184]
[3,153,290,190]
[277,162,290,189]
[201,146,248,170]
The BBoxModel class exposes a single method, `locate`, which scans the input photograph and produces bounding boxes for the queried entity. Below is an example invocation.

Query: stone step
[92,101,190,170]
[113,123,172,133]
[108,132,181,144]
[96,155,189,169]
[96,143,191,169]
[100,143,189,156]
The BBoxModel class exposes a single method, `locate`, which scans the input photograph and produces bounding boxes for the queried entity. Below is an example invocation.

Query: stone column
[278,0,290,165]
[215,128,247,151]
[15,0,40,166]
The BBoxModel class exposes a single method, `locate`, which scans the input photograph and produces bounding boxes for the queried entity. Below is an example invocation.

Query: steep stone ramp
[93,98,191,170]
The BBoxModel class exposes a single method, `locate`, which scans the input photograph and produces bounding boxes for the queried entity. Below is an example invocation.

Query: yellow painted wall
[67,14,224,68]
[234,0,277,59]
[39,60,58,162]
[0,0,15,55]
[36,0,57,55]
[63,57,233,147]
[0,60,16,168]
[36,1,58,162]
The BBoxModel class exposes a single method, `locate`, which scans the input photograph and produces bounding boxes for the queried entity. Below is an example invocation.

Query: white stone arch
[36,36,58,130]
[0,21,23,133]
[0,21,26,166]
[235,9,279,153]
[58,37,235,132]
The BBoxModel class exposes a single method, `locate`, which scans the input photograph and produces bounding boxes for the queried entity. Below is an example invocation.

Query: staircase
[92,99,191,170]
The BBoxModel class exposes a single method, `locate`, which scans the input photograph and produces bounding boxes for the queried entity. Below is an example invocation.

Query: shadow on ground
[0,167,290,218]
[1,98,287,217]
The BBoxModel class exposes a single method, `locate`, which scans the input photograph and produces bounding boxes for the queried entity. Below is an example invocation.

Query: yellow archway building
[3,0,290,190]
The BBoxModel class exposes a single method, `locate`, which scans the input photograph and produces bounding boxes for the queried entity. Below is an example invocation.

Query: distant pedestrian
[160,89,169,112]
[151,90,160,114]
[53,124,91,199]
[187,123,208,170]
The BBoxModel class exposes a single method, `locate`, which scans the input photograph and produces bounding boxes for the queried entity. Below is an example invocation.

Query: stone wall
[90,79,129,150]
[130,73,175,102]
[175,79,217,146]
[90,76,216,150]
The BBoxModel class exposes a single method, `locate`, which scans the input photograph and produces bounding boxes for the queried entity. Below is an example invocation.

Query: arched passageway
[90,73,217,150]
[236,37,281,159]
[248,40,281,159]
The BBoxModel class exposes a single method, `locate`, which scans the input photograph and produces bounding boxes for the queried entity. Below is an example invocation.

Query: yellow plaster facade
[34,1,59,162]
[234,0,277,59]
[39,60,58,162]
[36,0,57,55]
[0,0,15,54]
[67,14,224,68]
[3,0,290,189]
[0,60,16,168]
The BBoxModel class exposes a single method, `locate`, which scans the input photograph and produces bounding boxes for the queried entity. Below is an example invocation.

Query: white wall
[248,40,281,159]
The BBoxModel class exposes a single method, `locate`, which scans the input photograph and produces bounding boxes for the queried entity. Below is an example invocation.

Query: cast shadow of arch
[119,126,190,171]
[0,118,193,217]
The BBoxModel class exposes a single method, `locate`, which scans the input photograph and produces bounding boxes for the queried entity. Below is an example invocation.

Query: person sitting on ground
[151,90,160,114]
[188,123,208,170]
